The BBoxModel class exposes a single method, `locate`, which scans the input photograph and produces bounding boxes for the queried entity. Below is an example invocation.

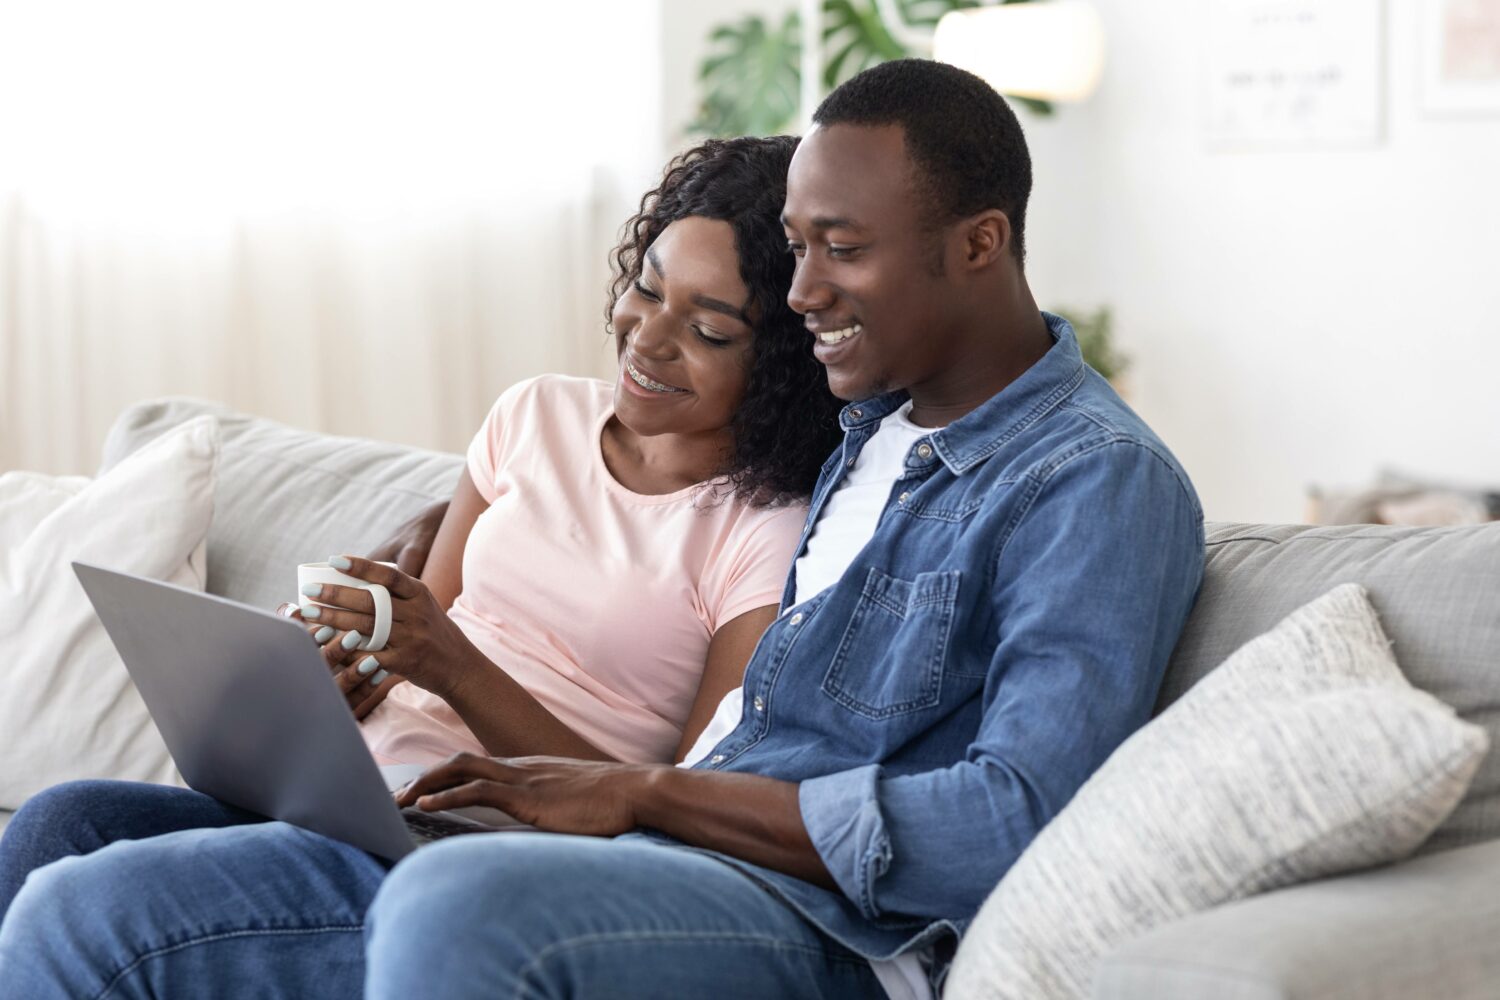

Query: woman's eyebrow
[646,247,750,323]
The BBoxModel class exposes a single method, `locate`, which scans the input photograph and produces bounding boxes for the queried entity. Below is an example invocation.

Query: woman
[0,135,839,922]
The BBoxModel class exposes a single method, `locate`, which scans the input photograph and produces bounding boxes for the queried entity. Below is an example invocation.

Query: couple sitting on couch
[0,60,1204,999]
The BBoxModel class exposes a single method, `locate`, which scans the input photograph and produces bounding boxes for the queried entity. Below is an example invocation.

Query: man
[0,61,1202,999]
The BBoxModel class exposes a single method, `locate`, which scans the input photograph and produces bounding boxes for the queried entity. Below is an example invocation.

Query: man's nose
[787,260,834,316]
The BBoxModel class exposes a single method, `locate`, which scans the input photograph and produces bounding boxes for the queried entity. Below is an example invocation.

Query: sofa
[11,397,1500,998]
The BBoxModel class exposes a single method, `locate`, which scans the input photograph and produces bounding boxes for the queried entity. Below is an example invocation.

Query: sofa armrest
[1092,838,1500,1000]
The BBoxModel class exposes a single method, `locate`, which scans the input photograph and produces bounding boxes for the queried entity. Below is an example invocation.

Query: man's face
[782,123,958,401]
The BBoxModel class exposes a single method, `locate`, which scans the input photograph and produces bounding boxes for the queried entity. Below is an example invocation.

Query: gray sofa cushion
[1161,522,1500,854]
[99,398,464,613]
[1092,837,1500,1000]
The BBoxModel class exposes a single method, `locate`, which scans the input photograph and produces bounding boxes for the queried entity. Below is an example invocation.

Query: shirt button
[916,443,933,459]
[753,696,765,712]
[789,612,804,626]
[710,754,725,764]
[846,457,856,468]
[898,491,910,503]
[849,408,863,419]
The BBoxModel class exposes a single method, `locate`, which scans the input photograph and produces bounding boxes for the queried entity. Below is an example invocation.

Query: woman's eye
[694,327,731,348]
[786,242,806,257]
[633,280,660,302]
[828,245,859,259]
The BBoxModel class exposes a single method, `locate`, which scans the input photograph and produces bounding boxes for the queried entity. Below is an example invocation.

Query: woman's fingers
[350,673,402,720]
[325,554,424,600]
[296,602,375,634]
[297,583,377,616]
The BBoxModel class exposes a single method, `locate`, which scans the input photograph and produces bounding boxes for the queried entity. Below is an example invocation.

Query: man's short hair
[813,59,1033,263]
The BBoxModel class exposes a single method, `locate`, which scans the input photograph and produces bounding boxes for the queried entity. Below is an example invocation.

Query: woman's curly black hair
[607,136,844,507]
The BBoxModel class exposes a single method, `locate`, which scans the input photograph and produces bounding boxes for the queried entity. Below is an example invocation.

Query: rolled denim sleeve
[799,440,1204,922]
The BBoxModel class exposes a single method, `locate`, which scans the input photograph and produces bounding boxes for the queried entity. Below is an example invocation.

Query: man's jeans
[0,781,881,999]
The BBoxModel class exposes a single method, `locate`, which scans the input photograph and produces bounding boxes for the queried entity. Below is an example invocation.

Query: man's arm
[401,443,1202,920]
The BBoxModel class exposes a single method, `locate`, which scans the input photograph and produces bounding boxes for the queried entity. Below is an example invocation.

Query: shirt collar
[837,312,1085,476]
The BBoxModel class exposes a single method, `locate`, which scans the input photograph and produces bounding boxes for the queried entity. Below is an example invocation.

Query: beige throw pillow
[0,416,219,809]
[946,583,1489,1000]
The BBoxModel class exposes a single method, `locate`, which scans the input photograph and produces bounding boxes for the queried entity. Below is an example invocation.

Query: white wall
[1024,0,1500,523]
[664,0,1500,524]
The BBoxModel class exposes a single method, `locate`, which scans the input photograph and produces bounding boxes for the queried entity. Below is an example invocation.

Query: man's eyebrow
[645,247,749,324]
[780,214,862,231]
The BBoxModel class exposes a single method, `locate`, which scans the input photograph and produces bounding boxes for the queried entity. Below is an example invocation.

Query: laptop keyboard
[401,807,496,844]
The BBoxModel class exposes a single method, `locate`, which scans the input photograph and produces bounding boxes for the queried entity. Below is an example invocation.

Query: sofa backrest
[1162,521,1500,855]
[100,398,464,613]
[103,400,1500,853]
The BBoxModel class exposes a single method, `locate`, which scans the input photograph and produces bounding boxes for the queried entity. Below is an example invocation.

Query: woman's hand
[274,602,401,719]
[294,555,487,709]
[393,752,658,837]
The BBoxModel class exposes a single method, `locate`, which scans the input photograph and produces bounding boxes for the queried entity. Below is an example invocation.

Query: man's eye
[633,280,660,301]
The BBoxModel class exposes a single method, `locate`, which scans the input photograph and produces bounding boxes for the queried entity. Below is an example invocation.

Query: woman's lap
[0,779,262,922]
[0,785,877,999]
[0,818,385,1000]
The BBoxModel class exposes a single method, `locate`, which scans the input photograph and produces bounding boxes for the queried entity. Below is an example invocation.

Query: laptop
[72,562,529,861]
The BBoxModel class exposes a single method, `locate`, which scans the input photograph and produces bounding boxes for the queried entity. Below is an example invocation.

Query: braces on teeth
[627,360,686,393]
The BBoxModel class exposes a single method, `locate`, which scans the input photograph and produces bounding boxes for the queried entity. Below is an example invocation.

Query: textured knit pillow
[946,583,1489,1000]
[0,416,218,809]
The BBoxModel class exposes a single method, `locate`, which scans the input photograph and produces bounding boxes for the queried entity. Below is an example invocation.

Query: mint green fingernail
[300,583,322,597]
[357,656,380,676]
[314,626,335,643]
[300,605,321,619]
[329,556,352,570]
[368,669,390,686]
[341,631,363,651]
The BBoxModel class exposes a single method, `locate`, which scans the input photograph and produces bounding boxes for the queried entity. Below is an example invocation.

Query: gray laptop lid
[73,562,415,860]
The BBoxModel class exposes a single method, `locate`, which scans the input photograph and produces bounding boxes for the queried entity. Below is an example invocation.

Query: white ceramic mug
[296,561,397,652]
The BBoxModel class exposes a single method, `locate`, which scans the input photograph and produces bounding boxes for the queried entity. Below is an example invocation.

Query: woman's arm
[417,467,488,612]
[674,606,778,763]
[438,604,777,764]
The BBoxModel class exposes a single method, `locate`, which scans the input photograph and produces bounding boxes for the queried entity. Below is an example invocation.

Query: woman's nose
[627,310,676,358]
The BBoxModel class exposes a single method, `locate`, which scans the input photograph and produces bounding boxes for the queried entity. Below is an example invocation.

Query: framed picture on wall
[1203,0,1385,149]
[1420,0,1500,115]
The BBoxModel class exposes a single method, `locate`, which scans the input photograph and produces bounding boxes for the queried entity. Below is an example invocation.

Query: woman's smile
[623,357,690,395]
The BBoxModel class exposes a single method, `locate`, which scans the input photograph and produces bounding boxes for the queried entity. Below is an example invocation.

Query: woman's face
[611,216,756,439]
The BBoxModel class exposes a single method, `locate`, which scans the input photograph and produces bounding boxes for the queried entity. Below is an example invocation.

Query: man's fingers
[414,780,512,814]
[394,754,505,807]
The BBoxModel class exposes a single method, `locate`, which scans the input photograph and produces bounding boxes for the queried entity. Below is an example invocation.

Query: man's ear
[960,210,1012,270]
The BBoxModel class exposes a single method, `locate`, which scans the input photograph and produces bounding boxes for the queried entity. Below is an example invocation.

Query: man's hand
[367,499,451,578]
[394,753,653,836]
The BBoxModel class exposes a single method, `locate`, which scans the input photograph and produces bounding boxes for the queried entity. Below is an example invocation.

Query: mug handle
[359,583,392,652]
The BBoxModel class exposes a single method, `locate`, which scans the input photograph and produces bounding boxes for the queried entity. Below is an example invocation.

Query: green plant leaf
[691,12,801,138]
[688,1,1057,137]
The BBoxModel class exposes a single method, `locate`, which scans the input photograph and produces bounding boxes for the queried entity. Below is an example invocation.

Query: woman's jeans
[0,780,880,999]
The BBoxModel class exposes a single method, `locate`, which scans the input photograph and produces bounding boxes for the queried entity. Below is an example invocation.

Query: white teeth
[816,323,862,345]
[626,360,686,393]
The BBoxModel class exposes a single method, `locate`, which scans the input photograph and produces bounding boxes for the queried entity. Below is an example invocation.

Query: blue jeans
[0,781,880,998]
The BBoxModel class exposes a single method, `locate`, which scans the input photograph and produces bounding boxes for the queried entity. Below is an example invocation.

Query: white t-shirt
[681,400,939,1000]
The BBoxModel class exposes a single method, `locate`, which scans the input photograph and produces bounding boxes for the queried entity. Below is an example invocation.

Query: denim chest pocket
[822,568,962,719]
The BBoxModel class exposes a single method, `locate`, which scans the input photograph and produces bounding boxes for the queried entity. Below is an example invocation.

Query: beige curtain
[0,0,661,475]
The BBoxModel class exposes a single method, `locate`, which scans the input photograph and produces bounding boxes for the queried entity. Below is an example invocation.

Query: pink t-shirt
[360,374,806,765]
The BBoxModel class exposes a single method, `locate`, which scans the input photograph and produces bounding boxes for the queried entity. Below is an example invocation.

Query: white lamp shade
[933,1,1106,103]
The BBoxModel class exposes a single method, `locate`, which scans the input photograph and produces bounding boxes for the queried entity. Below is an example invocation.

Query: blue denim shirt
[650,313,1204,963]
